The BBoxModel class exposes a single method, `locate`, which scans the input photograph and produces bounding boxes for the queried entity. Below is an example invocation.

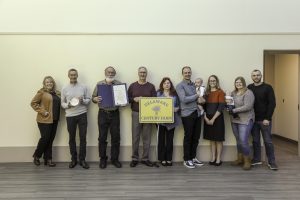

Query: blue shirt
[157,91,181,130]
[176,80,199,117]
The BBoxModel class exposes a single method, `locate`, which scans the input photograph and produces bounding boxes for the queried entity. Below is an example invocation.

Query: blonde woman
[31,76,61,167]
[229,76,255,170]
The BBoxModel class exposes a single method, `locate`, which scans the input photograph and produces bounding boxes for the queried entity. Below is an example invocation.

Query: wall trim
[273,134,298,145]
[1,32,300,36]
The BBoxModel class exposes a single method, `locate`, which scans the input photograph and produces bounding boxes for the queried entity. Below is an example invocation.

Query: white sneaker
[268,163,278,170]
[192,158,204,166]
[251,160,263,166]
[183,160,195,169]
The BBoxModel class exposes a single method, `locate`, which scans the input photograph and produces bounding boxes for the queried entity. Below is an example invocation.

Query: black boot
[33,156,40,166]
[45,159,56,167]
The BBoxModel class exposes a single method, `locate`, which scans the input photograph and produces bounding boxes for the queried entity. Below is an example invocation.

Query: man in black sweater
[248,69,278,170]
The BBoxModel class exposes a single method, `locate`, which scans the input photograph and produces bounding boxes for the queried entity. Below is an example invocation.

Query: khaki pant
[131,111,152,161]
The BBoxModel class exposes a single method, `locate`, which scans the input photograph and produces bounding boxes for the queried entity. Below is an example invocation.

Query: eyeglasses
[209,80,216,82]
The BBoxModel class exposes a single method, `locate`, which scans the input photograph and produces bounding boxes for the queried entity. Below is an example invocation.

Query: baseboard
[0,145,244,162]
[273,134,298,145]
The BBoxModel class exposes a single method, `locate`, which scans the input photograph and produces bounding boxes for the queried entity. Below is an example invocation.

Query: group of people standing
[30,66,278,171]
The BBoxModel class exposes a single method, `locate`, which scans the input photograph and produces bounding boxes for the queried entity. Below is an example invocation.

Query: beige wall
[1,34,300,149]
[0,34,258,147]
[1,0,300,161]
[0,0,300,33]
[273,54,299,141]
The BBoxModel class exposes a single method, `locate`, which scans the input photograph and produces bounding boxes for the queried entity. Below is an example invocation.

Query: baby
[194,78,206,115]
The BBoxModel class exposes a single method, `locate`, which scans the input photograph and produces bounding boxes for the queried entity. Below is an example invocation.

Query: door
[264,50,300,156]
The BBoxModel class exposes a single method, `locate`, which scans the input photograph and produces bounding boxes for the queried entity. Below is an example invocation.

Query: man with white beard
[92,66,122,169]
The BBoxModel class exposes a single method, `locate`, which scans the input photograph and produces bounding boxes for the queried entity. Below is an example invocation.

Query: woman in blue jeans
[227,77,255,170]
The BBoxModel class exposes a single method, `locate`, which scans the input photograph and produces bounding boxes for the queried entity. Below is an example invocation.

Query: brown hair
[181,66,191,74]
[206,75,221,95]
[157,77,177,96]
[252,69,261,74]
[68,68,78,75]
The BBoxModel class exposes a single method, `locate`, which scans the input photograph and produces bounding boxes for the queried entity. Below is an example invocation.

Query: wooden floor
[0,138,299,200]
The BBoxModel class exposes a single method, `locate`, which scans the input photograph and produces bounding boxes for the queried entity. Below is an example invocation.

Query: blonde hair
[195,77,203,85]
[42,76,56,91]
[234,76,247,95]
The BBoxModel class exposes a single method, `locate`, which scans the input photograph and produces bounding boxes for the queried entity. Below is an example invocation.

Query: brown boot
[231,153,243,166]
[243,155,251,170]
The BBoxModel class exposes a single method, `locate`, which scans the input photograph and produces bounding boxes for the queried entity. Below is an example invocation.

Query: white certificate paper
[112,84,128,106]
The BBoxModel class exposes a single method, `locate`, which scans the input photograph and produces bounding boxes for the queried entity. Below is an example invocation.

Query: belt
[100,109,118,113]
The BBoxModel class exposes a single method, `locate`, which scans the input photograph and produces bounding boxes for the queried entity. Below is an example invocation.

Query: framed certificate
[139,97,174,123]
[112,84,129,106]
[97,83,128,108]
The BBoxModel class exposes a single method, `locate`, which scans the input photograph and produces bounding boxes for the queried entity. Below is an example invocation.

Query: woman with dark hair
[31,76,61,167]
[229,76,255,170]
[157,77,181,166]
[203,75,225,166]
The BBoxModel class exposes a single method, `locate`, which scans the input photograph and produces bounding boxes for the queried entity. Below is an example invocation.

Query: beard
[253,78,262,83]
[105,77,115,83]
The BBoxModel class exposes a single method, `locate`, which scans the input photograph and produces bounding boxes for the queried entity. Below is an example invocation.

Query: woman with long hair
[157,77,181,166]
[203,75,225,166]
[31,76,61,167]
[229,76,255,170]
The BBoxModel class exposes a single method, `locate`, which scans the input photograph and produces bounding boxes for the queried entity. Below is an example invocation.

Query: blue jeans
[231,120,253,156]
[251,121,276,164]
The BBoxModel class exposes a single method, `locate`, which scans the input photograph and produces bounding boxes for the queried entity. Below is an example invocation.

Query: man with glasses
[128,66,156,167]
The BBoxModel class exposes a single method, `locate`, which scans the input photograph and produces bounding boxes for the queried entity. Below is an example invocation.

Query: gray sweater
[61,82,91,117]
[231,89,255,125]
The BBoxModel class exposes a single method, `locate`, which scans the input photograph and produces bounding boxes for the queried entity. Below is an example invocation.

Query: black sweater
[247,83,276,121]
